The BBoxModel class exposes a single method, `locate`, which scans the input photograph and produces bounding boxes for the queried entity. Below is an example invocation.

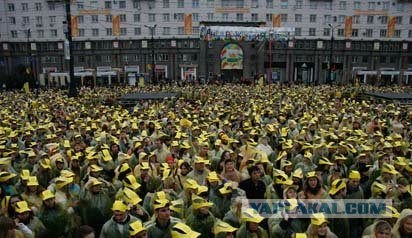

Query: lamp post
[328,23,341,85]
[144,24,157,85]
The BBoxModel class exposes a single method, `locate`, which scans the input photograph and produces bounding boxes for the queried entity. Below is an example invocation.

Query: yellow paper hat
[394,157,407,167]
[140,162,150,170]
[306,171,317,178]
[381,163,398,175]
[348,170,361,180]
[242,208,264,223]
[207,171,220,182]
[123,187,142,206]
[90,164,103,173]
[20,169,30,181]
[311,213,328,226]
[123,174,141,190]
[112,200,128,212]
[41,190,55,201]
[129,220,146,236]
[213,220,238,234]
[40,159,52,169]
[171,222,200,238]
[295,233,308,238]
[153,198,170,210]
[371,182,387,196]
[381,205,400,219]
[292,168,303,179]
[170,199,184,214]
[192,195,213,210]
[0,171,16,182]
[55,176,73,189]
[329,179,346,195]
[27,176,39,186]
[318,157,333,166]
[15,201,31,213]
[185,179,199,190]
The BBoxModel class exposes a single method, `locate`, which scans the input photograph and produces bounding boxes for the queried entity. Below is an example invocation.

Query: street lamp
[144,24,157,85]
[328,23,341,85]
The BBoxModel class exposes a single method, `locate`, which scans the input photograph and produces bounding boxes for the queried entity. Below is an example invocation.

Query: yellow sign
[344,16,352,38]
[113,15,120,36]
[387,16,396,38]
[184,14,192,35]
[71,16,78,37]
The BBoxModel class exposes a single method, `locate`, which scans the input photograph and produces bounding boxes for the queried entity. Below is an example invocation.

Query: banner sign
[344,16,352,38]
[220,44,243,70]
[200,26,294,42]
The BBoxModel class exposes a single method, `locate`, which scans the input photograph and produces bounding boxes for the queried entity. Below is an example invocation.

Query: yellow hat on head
[213,220,238,235]
[207,171,220,182]
[318,157,333,166]
[348,170,361,180]
[192,195,213,210]
[219,182,233,194]
[90,164,103,173]
[123,174,141,190]
[63,140,71,148]
[40,159,52,169]
[185,179,199,190]
[371,182,387,196]
[123,187,142,206]
[242,208,264,223]
[55,176,73,189]
[27,176,39,186]
[112,200,128,212]
[60,170,75,178]
[311,213,328,226]
[90,178,103,186]
[20,169,30,181]
[15,201,31,213]
[306,171,317,178]
[0,171,16,182]
[170,199,184,214]
[329,179,346,195]
[153,198,170,210]
[381,164,398,175]
[41,190,55,201]
[292,168,303,179]
[129,220,146,236]
[196,185,208,195]
[381,205,400,219]
[194,156,207,164]
[295,233,308,238]
[394,157,407,167]
[171,222,200,238]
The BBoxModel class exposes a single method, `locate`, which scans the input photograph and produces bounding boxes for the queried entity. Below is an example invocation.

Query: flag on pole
[71,16,79,37]
[387,16,395,38]
[272,14,281,27]
[113,15,120,36]
[184,14,192,35]
[344,16,352,38]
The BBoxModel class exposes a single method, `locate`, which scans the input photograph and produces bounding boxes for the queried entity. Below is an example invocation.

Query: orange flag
[272,14,281,27]
[113,15,120,36]
[71,16,78,37]
[184,14,192,35]
[387,16,395,38]
[344,16,352,38]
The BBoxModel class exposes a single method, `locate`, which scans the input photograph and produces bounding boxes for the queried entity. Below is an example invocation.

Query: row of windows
[294,28,409,38]
[7,0,407,12]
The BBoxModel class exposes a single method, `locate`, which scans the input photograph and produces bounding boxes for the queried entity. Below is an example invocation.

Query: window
[163,27,170,35]
[339,1,346,10]
[266,0,273,8]
[175,13,184,21]
[106,28,112,36]
[221,0,229,7]
[178,27,184,35]
[92,15,98,23]
[325,2,332,10]
[251,13,258,22]
[35,3,42,11]
[21,3,28,11]
[23,16,30,25]
[324,28,330,36]
[380,29,387,37]
[295,0,302,9]
[295,14,302,22]
[104,56,111,63]
[408,30,412,38]
[337,29,344,36]
[119,1,126,8]
[368,2,375,10]
[310,15,316,23]
[193,13,199,22]
[178,0,184,8]
[37,30,44,38]
[133,14,140,22]
[367,16,374,24]
[222,13,229,21]
[206,0,214,7]
[280,0,288,9]
[382,1,389,10]
[266,14,272,21]
[49,16,56,23]
[106,15,112,22]
[324,15,331,24]
[9,17,16,25]
[354,1,361,10]
[8,3,15,11]
[148,1,155,9]
[236,13,243,21]
[193,0,199,8]
[295,28,301,36]
[11,30,17,38]
[251,0,258,8]
[236,0,244,8]
[133,1,141,9]
[395,16,402,25]
[92,28,99,36]
[48,3,55,10]
[79,29,85,37]
[149,14,156,22]
[77,2,84,9]
[381,16,388,24]
[122,55,128,63]
[207,13,214,21]
[163,14,170,22]
[119,14,126,22]
[396,2,404,12]
[49,29,57,37]
[394,30,401,38]
[120,28,127,36]
[105,1,112,9]
[353,15,360,24]
[280,14,287,22]
[365,29,373,38]
[134,27,141,35]
[310,2,317,9]
[410,16,412,24]
[163,0,169,8]
[36,16,43,26]
[309,28,316,36]
[352,29,358,37]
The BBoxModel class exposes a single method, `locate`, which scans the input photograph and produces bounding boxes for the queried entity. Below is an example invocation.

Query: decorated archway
[220,43,243,82]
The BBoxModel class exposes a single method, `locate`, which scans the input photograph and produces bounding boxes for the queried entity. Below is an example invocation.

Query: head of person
[329,179,347,198]
[41,190,55,209]
[347,170,361,189]
[193,156,206,172]
[248,165,261,182]
[0,216,16,238]
[76,225,95,238]
[111,200,129,223]
[213,220,237,238]
[374,220,392,238]
[179,161,191,176]
[171,222,200,238]
[242,208,264,233]
[394,209,412,237]
[14,201,32,224]
[153,199,171,223]
[129,220,147,238]
[310,213,329,237]
[305,172,321,194]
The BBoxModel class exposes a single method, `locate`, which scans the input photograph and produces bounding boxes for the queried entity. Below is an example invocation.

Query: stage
[118,92,181,107]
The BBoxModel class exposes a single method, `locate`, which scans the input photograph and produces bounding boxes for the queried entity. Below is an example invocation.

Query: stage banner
[344,16,352,38]
[184,14,192,35]
[220,44,243,70]
[113,15,120,36]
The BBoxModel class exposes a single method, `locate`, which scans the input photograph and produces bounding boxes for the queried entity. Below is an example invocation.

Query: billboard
[220,44,243,70]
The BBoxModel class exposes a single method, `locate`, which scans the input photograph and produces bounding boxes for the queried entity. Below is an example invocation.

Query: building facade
[0,0,411,86]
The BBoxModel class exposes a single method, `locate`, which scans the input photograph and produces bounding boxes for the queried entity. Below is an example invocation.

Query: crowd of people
[0,84,411,238]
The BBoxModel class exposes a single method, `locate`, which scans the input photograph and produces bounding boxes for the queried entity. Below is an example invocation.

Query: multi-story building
[0,0,411,86]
